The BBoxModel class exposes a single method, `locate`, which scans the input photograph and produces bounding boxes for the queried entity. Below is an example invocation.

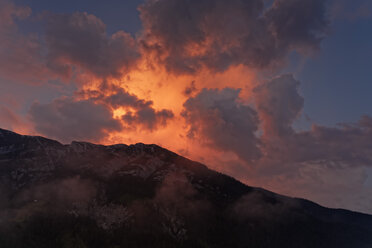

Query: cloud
[0,2,140,84]
[0,0,30,31]
[182,88,261,162]
[122,108,174,131]
[0,0,54,84]
[248,74,372,169]
[0,0,330,84]
[105,89,152,109]
[279,119,372,167]
[108,89,175,131]
[180,75,372,213]
[78,87,175,131]
[243,74,372,213]
[29,97,122,143]
[1,0,371,215]
[266,0,330,51]
[252,77,372,169]
[139,0,330,74]
[45,12,139,79]
[254,74,304,137]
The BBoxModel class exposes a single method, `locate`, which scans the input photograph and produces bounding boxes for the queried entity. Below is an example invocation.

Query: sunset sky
[1,0,372,214]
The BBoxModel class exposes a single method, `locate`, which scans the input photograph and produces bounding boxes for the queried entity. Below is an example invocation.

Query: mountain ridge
[0,127,371,248]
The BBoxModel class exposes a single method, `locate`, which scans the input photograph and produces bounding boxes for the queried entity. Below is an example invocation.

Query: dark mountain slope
[0,128,371,248]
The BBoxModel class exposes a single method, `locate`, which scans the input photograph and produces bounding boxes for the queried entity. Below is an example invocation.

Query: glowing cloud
[2,0,372,213]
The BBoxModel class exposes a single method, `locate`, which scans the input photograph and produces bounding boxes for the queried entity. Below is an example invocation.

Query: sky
[1,0,372,214]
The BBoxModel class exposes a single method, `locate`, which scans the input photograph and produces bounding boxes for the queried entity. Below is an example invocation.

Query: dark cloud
[266,0,329,51]
[0,0,330,82]
[105,89,151,109]
[0,2,140,84]
[183,74,372,198]
[267,120,372,167]
[29,97,122,143]
[45,12,139,79]
[139,0,330,74]
[188,74,372,213]
[0,0,54,84]
[78,87,175,131]
[182,88,261,162]
[108,90,175,131]
[122,108,174,131]
[254,74,304,137]
[251,75,372,168]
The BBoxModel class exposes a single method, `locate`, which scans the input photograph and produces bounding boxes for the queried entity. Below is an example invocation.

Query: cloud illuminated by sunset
[1,0,372,214]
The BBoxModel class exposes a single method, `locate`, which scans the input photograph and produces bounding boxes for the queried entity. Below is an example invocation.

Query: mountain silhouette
[0,128,371,248]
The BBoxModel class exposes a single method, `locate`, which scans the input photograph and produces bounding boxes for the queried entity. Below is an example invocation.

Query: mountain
[0,128,371,248]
